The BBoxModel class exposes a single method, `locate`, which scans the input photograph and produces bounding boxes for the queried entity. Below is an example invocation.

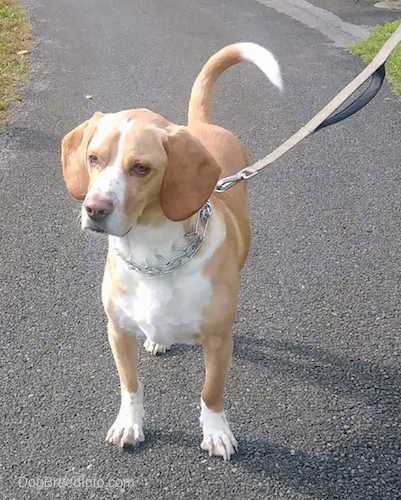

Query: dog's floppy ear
[61,112,103,201]
[160,127,221,221]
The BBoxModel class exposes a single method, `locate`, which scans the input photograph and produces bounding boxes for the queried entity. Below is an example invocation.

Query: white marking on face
[114,119,133,169]
[89,113,122,151]
[82,115,135,235]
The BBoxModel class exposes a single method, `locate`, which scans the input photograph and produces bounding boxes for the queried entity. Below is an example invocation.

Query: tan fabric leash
[215,24,401,193]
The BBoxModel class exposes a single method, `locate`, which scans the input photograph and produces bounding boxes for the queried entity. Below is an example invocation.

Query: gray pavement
[308,0,401,25]
[1,0,401,499]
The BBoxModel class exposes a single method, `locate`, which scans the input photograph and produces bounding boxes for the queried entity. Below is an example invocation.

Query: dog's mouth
[84,222,133,238]
[83,221,107,234]
[89,225,106,234]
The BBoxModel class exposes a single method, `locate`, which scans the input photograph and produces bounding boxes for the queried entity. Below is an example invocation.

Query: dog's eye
[88,154,98,167]
[129,163,151,177]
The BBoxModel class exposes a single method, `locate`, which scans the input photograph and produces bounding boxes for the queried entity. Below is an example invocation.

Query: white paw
[199,399,238,461]
[106,420,144,447]
[106,384,145,448]
[144,339,171,356]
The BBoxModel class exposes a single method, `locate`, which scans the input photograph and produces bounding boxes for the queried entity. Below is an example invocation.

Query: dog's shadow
[130,335,401,498]
[233,335,401,410]
[121,424,396,499]
[231,334,401,498]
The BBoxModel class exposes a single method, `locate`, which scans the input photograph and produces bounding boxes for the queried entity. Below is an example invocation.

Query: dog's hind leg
[143,339,171,356]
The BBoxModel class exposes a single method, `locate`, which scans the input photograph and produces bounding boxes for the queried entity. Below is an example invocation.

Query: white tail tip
[237,42,283,91]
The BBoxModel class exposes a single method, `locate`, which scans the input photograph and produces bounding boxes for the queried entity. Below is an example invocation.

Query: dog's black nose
[84,195,114,222]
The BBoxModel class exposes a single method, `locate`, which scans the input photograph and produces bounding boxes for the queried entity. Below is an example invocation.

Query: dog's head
[61,109,221,235]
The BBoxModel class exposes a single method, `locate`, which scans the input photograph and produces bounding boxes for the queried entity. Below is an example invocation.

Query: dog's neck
[108,201,214,276]
[113,216,194,267]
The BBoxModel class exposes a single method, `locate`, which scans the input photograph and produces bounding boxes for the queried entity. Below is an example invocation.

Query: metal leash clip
[215,169,257,193]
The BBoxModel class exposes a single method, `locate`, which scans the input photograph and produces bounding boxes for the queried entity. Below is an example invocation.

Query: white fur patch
[143,339,171,355]
[89,113,122,151]
[115,119,134,167]
[238,42,283,90]
[199,398,238,460]
[106,383,145,447]
[106,208,225,347]
[82,116,134,235]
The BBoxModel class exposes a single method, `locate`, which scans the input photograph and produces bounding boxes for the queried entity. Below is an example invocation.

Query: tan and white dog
[61,43,281,460]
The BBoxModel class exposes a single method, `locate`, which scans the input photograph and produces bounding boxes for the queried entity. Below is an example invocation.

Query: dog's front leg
[105,321,144,448]
[200,333,238,460]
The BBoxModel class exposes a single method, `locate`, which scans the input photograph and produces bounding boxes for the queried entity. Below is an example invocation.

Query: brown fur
[61,112,104,200]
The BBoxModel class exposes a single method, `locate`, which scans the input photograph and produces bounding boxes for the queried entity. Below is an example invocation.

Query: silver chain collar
[114,202,212,277]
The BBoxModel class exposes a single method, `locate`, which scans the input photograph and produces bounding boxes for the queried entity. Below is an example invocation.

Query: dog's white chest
[105,211,224,345]
[113,267,212,345]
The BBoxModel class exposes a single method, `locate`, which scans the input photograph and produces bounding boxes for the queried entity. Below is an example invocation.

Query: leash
[215,23,401,193]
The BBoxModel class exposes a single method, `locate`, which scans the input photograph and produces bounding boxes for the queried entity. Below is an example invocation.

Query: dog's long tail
[188,42,282,125]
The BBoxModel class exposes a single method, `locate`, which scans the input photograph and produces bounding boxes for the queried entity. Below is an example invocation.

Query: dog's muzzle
[84,194,114,222]
[82,194,115,234]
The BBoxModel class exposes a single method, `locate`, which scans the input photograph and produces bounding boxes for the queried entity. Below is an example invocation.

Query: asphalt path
[1,0,401,498]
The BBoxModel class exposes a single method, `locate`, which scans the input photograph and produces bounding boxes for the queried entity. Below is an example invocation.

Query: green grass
[0,0,30,123]
[351,20,401,96]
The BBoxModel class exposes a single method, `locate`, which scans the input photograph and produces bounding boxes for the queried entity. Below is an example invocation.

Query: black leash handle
[315,64,386,132]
